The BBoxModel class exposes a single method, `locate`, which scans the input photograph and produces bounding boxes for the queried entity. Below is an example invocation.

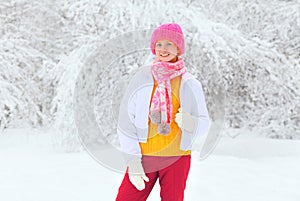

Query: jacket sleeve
[180,78,210,150]
[117,75,142,164]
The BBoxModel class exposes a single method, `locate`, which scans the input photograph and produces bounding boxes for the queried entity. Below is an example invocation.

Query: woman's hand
[175,108,195,132]
[128,158,149,191]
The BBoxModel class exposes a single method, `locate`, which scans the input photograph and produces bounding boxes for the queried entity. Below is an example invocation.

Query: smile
[160,53,170,57]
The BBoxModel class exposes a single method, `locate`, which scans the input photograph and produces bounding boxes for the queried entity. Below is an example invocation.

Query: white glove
[128,158,149,191]
[175,108,195,132]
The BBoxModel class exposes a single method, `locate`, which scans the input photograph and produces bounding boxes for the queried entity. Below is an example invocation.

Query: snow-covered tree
[1,0,299,150]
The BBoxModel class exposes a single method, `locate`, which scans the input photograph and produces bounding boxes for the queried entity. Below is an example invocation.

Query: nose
[160,44,168,52]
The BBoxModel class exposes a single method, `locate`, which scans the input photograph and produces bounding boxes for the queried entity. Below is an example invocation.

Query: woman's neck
[169,56,178,63]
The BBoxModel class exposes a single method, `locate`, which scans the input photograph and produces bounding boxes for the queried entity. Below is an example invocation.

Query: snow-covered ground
[1,129,300,201]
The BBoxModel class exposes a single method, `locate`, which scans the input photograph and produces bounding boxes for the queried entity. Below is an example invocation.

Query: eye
[156,43,162,47]
[167,42,172,46]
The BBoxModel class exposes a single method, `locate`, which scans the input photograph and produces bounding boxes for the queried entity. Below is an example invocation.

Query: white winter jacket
[117,65,210,163]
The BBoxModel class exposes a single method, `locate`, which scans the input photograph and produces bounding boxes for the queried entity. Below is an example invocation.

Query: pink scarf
[149,58,187,135]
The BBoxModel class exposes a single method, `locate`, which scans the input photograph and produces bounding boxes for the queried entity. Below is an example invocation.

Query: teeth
[160,53,169,57]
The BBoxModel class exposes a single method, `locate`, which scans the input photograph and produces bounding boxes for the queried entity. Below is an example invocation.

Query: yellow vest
[139,76,191,156]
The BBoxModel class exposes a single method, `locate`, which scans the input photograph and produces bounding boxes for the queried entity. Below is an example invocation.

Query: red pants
[116,155,191,201]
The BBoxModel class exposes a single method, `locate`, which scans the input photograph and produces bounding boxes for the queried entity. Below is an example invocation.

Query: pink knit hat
[150,23,185,56]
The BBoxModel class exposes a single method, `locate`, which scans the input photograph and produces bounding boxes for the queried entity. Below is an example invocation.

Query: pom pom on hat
[150,23,185,56]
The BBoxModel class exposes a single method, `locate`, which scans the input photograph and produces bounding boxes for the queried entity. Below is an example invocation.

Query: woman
[116,23,210,201]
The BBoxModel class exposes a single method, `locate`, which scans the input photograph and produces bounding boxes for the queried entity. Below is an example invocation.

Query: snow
[1,129,300,201]
[1,0,299,141]
[1,0,300,200]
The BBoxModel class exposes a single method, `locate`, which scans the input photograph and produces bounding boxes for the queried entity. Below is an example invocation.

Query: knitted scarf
[149,58,187,135]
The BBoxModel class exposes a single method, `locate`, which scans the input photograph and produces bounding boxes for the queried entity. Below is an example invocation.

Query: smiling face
[154,39,179,62]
